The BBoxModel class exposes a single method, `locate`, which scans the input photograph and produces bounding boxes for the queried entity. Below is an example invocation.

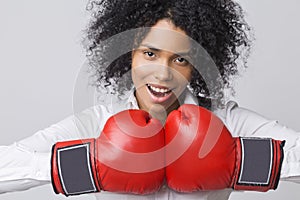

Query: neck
[139,100,180,125]
[134,90,184,124]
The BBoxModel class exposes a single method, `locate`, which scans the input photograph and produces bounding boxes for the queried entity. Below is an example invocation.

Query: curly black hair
[83,0,252,109]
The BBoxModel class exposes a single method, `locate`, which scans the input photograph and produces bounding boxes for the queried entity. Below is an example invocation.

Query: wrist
[232,137,285,191]
[51,138,101,196]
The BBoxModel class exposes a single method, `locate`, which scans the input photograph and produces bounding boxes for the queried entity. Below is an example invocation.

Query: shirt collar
[126,88,140,109]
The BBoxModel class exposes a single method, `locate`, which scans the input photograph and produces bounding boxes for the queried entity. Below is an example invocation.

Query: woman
[0,0,299,200]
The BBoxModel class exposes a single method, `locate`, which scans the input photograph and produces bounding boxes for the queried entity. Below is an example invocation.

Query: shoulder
[214,100,269,122]
[65,94,130,138]
[214,100,272,137]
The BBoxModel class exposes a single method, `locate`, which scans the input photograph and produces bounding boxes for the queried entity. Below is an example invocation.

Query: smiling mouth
[146,84,172,97]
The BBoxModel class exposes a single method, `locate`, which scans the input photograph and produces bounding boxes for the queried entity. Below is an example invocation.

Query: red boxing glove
[165,104,285,192]
[51,110,165,196]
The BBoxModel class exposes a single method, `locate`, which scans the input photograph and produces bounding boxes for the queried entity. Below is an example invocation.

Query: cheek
[131,54,155,82]
[174,67,193,86]
[131,59,150,86]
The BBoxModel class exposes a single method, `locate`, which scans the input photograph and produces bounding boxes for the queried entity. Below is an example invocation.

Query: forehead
[140,19,191,54]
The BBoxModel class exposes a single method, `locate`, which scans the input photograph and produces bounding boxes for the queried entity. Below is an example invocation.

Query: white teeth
[148,84,170,93]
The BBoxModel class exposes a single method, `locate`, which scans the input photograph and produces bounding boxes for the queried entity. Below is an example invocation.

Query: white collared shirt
[0,89,299,199]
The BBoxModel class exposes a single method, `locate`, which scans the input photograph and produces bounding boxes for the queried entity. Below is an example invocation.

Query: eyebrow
[139,43,191,56]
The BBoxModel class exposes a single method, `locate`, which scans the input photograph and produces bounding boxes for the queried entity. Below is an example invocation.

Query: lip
[146,83,173,103]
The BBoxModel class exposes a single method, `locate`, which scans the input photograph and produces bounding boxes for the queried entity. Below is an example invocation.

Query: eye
[143,51,156,59]
[174,57,189,65]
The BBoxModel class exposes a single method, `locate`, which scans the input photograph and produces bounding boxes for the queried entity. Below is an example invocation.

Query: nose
[154,61,173,81]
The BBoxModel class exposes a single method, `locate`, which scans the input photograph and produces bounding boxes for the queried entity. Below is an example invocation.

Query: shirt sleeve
[0,105,108,194]
[218,101,300,183]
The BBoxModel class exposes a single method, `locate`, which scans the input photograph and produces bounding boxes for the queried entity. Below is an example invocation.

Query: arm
[165,104,284,192]
[51,109,165,196]
[0,105,107,194]
[219,101,300,183]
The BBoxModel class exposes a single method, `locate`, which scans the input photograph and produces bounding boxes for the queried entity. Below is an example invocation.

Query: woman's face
[131,19,193,120]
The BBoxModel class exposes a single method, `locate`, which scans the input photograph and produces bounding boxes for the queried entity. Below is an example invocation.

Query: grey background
[0,0,299,199]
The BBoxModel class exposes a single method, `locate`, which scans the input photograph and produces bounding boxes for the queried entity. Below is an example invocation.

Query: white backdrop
[0,0,299,199]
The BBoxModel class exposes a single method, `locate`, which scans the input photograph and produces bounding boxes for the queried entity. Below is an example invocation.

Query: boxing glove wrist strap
[232,137,285,191]
[51,139,102,196]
